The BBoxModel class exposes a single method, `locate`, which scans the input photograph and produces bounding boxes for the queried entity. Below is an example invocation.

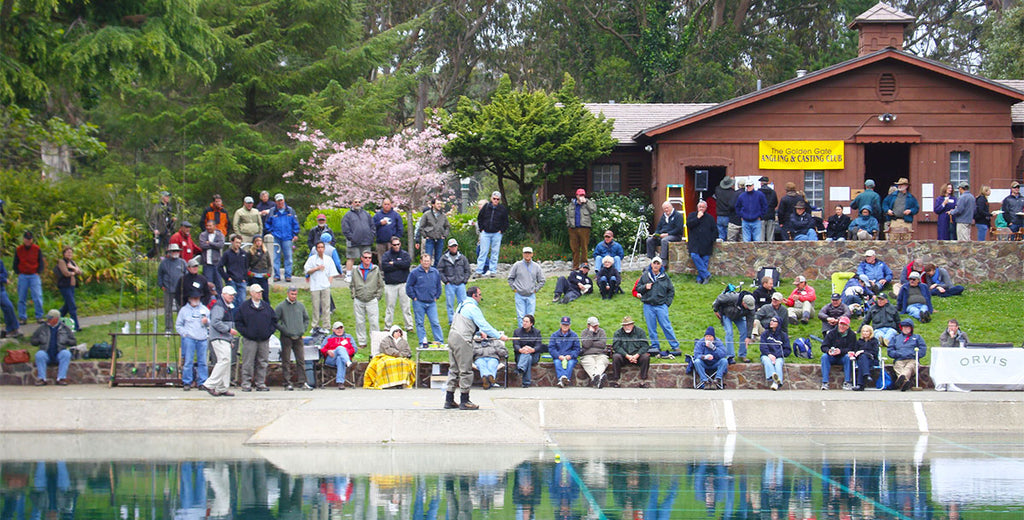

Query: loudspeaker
[694,169,709,191]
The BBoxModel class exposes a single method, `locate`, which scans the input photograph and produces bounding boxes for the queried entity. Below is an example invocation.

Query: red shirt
[320,334,356,358]
[14,243,43,275]
[169,231,198,262]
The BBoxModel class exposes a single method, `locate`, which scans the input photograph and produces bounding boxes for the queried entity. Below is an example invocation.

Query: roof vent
[796,69,807,78]
[878,73,897,100]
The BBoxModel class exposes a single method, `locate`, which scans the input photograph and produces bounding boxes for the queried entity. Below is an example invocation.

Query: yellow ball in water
[554,454,561,462]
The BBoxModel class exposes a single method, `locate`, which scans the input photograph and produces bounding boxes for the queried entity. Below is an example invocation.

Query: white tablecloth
[930,347,1024,390]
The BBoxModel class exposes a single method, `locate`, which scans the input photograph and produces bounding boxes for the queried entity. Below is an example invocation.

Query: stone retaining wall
[2,360,932,390]
[669,240,1024,283]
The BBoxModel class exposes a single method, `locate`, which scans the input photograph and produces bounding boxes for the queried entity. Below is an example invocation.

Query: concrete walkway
[2,386,1020,445]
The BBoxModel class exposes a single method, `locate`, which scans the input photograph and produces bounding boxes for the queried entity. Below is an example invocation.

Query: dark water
[1,433,1022,519]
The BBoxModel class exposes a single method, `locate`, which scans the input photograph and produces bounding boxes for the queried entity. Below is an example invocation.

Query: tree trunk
[414,78,428,130]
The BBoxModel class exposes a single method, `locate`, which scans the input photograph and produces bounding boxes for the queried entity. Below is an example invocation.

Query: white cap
[243,196,254,203]
[650,256,663,264]
[864,249,876,257]
[222,286,237,296]
[793,275,806,284]
[491,191,501,199]
[587,316,600,327]
[908,271,921,279]
[248,284,263,293]
[522,246,533,253]
[274,193,285,201]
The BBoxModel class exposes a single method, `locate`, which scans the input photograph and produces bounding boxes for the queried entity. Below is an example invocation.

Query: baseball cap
[332,321,344,329]
[181,221,192,228]
[863,249,876,257]
[576,188,586,196]
[187,257,201,268]
[586,316,599,327]
[744,179,755,186]
[864,179,875,188]
[858,274,869,283]
[838,316,851,325]
[579,262,590,270]
[243,196,254,203]
[316,213,326,220]
[222,286,237,296]
[248,284,263,293]
[274,193,285,201]
[759,176,769,182]
[522,246,533,253]
[560,316,571,325]
[159,190,171,197]
[23,231,34,240]
[447,238,459,247]
[771,292,784,301]
[908,271,921,279]
[793,275,806,284]
[651,256,663,264]
[1012,181,1021,188]
[46,309,61,320]
[831,293,841,300]
[491,191,501,199]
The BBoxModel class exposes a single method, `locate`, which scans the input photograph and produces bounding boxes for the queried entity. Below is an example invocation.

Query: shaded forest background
[3,0,1024,235]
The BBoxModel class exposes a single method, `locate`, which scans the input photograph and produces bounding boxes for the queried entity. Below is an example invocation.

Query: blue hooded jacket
[887,320,927,360]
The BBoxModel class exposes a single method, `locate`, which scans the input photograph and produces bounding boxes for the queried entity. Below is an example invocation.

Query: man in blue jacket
[888,319,926,391]
[734,179,769,242]
[693,327,728,389]
[1,252,23,338]
[897,271,933,323]
[406,253,444,347]
[856,249,893,292]
[373,197,404,260]
[548,316,580,388]
[592,230,624,272]
[882,178,920,238]
[265,194,300,282]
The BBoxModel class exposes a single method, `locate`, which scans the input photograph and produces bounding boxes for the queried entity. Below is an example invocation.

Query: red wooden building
[546,2,1024,239]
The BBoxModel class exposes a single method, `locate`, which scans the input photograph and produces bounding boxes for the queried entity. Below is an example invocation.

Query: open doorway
[687,166,727,216]
[864,143,910,198]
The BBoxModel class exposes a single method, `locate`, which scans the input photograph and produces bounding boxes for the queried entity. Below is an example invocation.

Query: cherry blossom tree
[286,121,455,247]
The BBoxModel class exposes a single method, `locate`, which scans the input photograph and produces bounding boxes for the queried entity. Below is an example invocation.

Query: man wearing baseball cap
[566,188,597,269]
[169,221,198,263]
[856,249,893,292]
[438,238,471,326]
[233,196,263,244]
[507,246,545,325]
[307,212,336,250]
[819,315,857,390]
[818,292,850,334]
[1001,180,1024,235]
[735,178,768,242]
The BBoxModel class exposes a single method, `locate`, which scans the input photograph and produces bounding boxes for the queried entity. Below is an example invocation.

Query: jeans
[423,238,444,264]
[35,349,71,381]
[594,256,622,273]
[741,220,762,242]
[476,231,502,274]
[475,357,500,378]
[761,355,784,382]
[717,216,730,241]
[642,304,679,351]
[514,293,536,326]
[274,238,293,280]
[180,337,209,386]
[444,283,467,326]
[58,287,79,330]
[324,349,351,384]
[516,352,540,385]
[1,288,20,333]
[874,327,897,346]
[793,229,817,241]
[226,279,247,298]
[553,357,577,380]
[17,273,43,321]
[694,357,728,382]
[851,353,873,386]
[930,286,964,297]
[820,353,851,384]
[412,299,444,345]
[690,253,711,283]
[203,263,222,289]
[721,315,747,357]
[976,223,989,241]
[906,303,929,321]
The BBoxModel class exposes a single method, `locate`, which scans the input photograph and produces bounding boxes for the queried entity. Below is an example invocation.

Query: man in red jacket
[169,222,198,263]
[14,231,45,324]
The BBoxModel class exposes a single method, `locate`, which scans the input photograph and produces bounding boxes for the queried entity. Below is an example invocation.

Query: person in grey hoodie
[274,287,311,390]
[507,246,546,325]
[340,198,375,280]
[205,285,238,396]
[175,291,210,391]
[950,183,976,241]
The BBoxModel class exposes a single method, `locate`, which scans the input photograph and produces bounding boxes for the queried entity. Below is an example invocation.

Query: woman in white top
[304,241,339,331]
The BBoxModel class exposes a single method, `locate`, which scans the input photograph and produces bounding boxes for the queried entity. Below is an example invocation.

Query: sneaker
[35,379,47,386]
[344,273,352,284]
[842,381,853,391]
[770,381,779,391]
[220,390,235,397]
[820,383,829,390]
[920,310,931,323]
[901,378,913,392]
[183,385,191,391]
[337,383,346,390]
[894,375,907,391]
[459,400,479,410]
[738,357,751,363]
[241,386,253,392]
[256,386,270,392]
[557,376,568,388]
[589,376,598,387]
[659,352,675,360]
[302,383,314,391]
[772,373,781,385]
[552,295,561,303]
[521,382,532,388]
[852,384,865,391]
[56,379,68,386]
[638,381,650,388]
[286,384,294,391]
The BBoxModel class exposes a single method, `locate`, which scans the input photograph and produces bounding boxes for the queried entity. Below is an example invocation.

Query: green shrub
[533,189,653,251]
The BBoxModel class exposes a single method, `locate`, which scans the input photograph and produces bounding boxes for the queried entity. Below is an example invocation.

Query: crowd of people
[9,182,1010,399]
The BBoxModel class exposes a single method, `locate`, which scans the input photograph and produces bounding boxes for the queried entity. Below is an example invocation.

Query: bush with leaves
[533,190,653,251]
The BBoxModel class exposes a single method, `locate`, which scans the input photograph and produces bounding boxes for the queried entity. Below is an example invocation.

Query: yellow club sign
[759,140,845,170]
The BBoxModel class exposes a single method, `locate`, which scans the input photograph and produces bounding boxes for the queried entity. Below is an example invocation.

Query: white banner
[931,458,1024,504]
[930,347,1024,388]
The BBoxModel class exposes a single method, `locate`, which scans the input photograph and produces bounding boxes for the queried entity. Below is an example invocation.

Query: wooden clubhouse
[548,2,1024,240]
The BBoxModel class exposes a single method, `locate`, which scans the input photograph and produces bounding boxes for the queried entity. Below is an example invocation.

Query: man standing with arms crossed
[275,286,311,390]
[507,247,545,326]
[566,188,596,270]
[236,285,275,392]
[445,286,508,410]
[475,191,509,277]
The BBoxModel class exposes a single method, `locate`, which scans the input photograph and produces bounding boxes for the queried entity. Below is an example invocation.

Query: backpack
[86,342,122,359]
[792,338,813,359]
[876,368,893,389]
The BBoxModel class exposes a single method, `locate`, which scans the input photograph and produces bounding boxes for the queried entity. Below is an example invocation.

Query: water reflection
[1,434,1022,519]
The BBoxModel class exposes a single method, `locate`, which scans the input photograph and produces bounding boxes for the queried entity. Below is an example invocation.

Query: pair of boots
[444,391,479,410]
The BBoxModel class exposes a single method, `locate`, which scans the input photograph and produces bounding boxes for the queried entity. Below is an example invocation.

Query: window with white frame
[803,171,825,209]
[950,151,970,187]
[592,164,621,193]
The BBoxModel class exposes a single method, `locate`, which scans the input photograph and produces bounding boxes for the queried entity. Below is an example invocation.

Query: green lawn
[5,272,1022,366]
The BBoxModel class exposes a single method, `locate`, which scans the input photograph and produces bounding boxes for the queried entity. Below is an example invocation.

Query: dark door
[864,143,910,198]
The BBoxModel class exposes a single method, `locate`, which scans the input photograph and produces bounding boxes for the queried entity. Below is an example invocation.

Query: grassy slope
[11,271,1020,366]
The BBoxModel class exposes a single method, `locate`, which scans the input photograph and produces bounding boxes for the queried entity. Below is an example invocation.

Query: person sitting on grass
[818,293,850,334]
[551,263,593,304]
[841,274,874,308]
[579,316,610,388]
[819,316,857,391]
[856,249,893,292]
[888,319,926,391]
[897,271,933,323]
[595,256,621,300]
[922,263,964,298]
[363,325,415,389]
[473,335,508,390]
[548,316,581,388]
[758,316,790,391]
[693,327,729,390]
[862,292,900,346]
[320,321,356,389]
[608,315,650,388]
[850,324,879,391]
[786,275,816,325]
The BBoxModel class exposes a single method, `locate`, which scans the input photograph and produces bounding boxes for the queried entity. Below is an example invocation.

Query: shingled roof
[849,2,915,26]
[996,80,1024,124]
[584,103,715,144]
